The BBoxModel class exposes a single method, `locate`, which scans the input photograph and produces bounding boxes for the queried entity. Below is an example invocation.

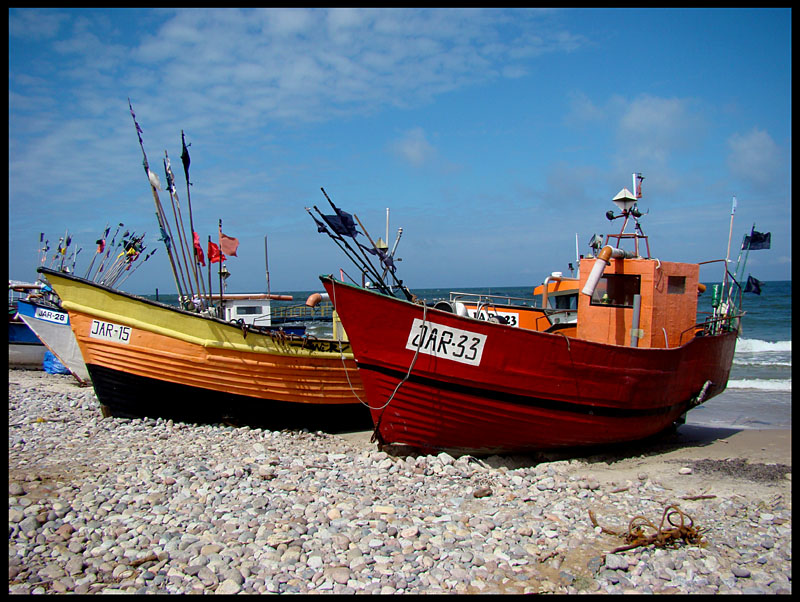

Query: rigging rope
[331,279,428,417]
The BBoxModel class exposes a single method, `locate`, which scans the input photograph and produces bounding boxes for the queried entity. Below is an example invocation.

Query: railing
[270,301,335,324]
[447,291,541,308]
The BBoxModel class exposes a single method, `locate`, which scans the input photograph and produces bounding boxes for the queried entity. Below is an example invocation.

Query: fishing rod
[308,204,387,291]
[58,230,71,271]
[100,228,130,281]
[92,222,124,281]
[48,237,60,269]
[84,224,110,279]
[312,202,414,301]
[154,181,193,304]
[115,247,157,288]
[732,223,758,287]
[215,218,236,310]
[104,235,146,288]
[163,151,199,305]
[206,234,213,312]
[98,232,139,286]
[107,233,147,287]
[352,212,412,300]
[38,233,49,266]
[353,213,397,290]
[128,99,187,304]
[217,219,225,308]
[69,247,82,274]
[264,235,271,297]
[306,206,369,284]
[382,227,403,280]
[305,205,365,278]
[167,148,208,308]
[49,235,65,270]
[49,231,69,271]
[308,188,414,298]
[318,188,392,289]
[180,130,209,308]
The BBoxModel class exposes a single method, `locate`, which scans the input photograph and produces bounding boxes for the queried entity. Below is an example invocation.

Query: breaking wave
[726,379,792,392]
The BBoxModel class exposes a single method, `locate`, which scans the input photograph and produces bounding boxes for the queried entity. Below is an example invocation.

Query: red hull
[322,277,737,455]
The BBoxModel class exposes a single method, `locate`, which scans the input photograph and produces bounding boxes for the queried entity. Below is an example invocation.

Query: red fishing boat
[319,175,742,455]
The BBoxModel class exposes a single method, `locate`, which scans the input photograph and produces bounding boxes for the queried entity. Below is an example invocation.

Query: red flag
[219,232,239,257]
[208,241,226,264]
[193,231,205,266]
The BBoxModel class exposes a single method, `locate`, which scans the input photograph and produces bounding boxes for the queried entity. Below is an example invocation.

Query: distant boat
[39,267,370,431]
[433,275,580,333]
[11,226,153,383]
[319,175,743,455]
[8,281,47,369]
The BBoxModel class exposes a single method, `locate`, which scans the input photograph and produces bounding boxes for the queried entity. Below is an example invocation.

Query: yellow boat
[39,267,370,431]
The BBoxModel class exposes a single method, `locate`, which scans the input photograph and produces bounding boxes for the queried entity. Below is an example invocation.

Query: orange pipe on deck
[581,246,634,296]
[306,292,329,307]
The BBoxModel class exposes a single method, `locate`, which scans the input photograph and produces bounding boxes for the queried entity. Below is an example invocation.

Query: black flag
[743,228,771,250]
[744,275,763,295]
[181,130,191,184]
[324,207,359,238]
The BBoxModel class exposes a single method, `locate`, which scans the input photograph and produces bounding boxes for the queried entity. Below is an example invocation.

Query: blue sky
[9,8,791,295]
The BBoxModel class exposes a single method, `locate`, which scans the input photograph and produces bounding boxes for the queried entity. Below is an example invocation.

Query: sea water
[688,279,791,429]
[148,280,791,430]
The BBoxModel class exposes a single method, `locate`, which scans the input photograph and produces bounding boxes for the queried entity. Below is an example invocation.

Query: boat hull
[322,276,738,455]
[40,268,370,431]
[16,299,91,384]
[85,363,369,430]
[9,342,47,370]
[8,319,46,369]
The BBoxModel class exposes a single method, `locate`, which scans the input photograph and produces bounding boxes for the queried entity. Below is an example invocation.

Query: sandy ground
[10,369,791,502]
[341,424,791,498]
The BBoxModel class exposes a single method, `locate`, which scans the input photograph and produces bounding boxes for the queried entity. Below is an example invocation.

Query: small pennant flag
[208,241,225,264]
[192,231,205,266]
[220,232,239,257]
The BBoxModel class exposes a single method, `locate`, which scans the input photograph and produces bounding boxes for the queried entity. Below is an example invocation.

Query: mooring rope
[589,505,707,553]
[331,278,428,414]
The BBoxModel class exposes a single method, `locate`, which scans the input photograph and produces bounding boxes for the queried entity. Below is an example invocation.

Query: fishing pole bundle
[37,224,153,289]
[128,100,211,311]
[306,187,414,301]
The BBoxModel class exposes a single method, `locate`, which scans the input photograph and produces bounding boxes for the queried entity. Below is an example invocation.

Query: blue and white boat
[16,295,91,384]
[8,281,47,369]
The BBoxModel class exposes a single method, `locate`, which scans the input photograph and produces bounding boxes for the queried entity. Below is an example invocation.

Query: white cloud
[565,91,604,124]
[726,128,783,189]
[9,9,67,40]
[389,127,437,167]
[616,94,702,164]
[80,8,584,128]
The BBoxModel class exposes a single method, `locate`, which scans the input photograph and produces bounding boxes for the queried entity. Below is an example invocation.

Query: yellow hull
[42,269,367,427]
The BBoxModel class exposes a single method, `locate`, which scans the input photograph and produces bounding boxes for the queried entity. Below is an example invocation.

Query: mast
[264,235,271,296]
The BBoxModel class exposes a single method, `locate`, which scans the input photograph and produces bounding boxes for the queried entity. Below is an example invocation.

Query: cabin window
[549,293,578,310]
[590,275,641,308]
[236,305,263,315]
[667,276,686,295]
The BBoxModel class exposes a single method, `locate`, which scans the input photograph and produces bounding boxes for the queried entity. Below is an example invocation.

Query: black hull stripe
[86,364,373,432]
[357,362,692,419]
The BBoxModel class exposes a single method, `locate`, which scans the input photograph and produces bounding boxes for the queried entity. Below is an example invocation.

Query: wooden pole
[128,99,185,302]
[264,235,271,296]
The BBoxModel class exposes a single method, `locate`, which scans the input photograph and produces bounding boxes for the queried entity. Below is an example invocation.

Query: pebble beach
[9,369,792,594]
